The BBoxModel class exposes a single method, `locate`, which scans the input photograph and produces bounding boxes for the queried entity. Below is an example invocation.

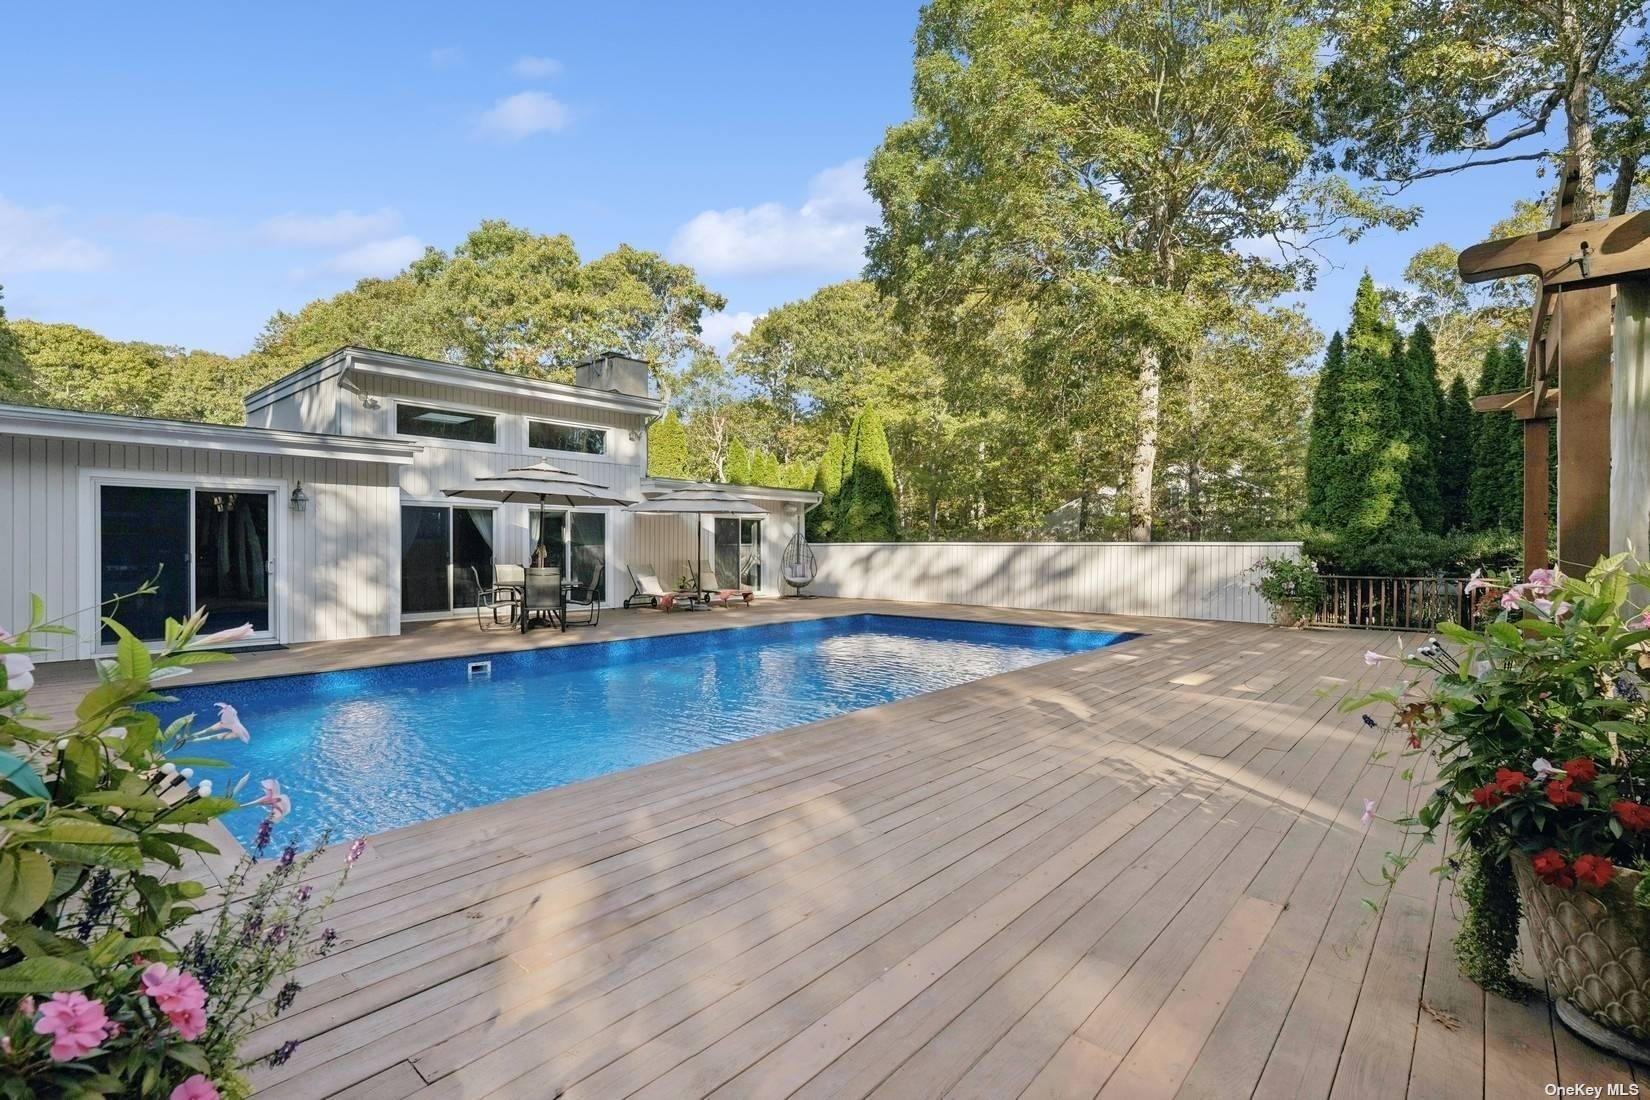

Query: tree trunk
[1127,344,1161,542]
[1611,152,1638,217]
[1563,4,1599,219]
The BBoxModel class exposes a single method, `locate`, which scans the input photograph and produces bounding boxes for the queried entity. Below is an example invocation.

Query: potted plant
[1253,556,1323,628]
[1353,556,1650,1061]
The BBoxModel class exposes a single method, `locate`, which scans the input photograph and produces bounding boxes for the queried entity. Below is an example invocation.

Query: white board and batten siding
[811,540,1302,624]
[1,432,405,661]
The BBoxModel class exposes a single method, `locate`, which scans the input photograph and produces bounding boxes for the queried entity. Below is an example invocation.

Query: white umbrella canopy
[445,461,636,570]
[626,486,767,589]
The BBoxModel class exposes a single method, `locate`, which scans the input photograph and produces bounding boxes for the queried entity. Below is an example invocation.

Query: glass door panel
[569,512,606,599]
[401,506,451,613]
[529,512,567,573]
[713,518,740,588]
[452,508,494,609]
[194,491,271,634]
[100,485,191,643]
[740,518,762,590]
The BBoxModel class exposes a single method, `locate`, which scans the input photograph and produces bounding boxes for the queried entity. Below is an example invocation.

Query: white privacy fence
[810,541,1302,624]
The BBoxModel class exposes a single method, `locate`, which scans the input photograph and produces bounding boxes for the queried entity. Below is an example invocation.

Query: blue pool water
[154,614,1132,846]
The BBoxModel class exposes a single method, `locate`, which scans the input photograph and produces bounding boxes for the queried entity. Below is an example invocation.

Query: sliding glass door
[530,511,607,600]
[713,518,762,590]
[400,504,495,615]
[99,484,273,644]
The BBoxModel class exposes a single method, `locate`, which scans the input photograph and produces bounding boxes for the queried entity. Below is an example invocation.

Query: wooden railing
[1313,575,1473,631]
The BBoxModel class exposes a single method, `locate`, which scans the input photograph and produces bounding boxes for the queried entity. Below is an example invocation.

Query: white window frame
[390,399,501,451]
[525,415,610,459]
[527,506,616,605]
[76,470,289,660]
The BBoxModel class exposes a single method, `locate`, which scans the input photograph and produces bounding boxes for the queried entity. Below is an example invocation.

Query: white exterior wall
[810,541,1302,623]
[1613,282,1650,558]
[1,433,403,661]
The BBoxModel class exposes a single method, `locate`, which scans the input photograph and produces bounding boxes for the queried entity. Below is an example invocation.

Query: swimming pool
[155,614,1133,846]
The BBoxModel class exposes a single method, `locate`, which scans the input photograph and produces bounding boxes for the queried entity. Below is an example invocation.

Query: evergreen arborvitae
[1307,273,1417,536]
[1303,331,1346,524]
[647,410,690,479]
[840,405,899,541]
[1402,323,1446,533]
[809,432,845,540]
[749,449,782,486]
[1467,343,1527,530]
[724,438,751,484]
[1439,375,1475,531]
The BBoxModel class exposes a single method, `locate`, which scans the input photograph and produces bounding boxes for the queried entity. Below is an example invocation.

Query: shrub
[0,597,357,1098]
[1252,557,1324,626]
[1299,525,1521,577]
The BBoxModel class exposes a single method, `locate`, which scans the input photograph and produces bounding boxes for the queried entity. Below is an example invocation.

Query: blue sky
[2,2,1549,359]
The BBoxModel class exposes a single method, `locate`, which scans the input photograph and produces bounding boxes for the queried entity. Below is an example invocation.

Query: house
[0,346,817,662]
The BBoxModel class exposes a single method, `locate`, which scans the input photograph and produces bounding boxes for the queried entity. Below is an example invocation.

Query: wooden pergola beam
[1457,210,1650,292]
[1471,389,1559,419]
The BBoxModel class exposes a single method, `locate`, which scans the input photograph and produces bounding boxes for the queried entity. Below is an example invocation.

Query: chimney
[574,354,651,399]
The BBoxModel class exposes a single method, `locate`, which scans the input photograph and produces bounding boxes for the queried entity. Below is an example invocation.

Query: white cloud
[512,55,562,78]
[476,91,570,140]
[429,46,465,68]
[257,208,402,248]
[669,158,876,277]
[318,235,425,279]
[700,309,760,354]
[0,195,109,272]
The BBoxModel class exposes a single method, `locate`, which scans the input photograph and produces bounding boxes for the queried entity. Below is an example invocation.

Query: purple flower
[269,1039,300,1067]
[253,817,274,856]
[346,838,367,866]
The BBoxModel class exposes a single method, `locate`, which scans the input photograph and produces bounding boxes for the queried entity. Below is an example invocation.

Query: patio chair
[494,563,525,589]
[521,567,565,633]
[468,565,520,630]
[700,566,754,608]
[627,564,702,611]
[564,565,604,628]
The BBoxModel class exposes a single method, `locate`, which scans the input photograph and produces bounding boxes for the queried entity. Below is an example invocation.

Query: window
[529,419,606,455]
[396,403,497,444]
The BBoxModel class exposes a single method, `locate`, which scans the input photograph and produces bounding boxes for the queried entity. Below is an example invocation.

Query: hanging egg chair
[781,530,818,597]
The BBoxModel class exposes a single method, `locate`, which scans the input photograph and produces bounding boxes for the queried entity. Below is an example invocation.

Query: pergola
[1458,157,1650,574]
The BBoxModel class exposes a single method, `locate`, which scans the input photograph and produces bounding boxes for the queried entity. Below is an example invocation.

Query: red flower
[1575,853,1616,888]
[1494,768,1529,794]
[1470,783,1503,809]
[1532,848,1575,888]
[1407,733,1422,750]
[1547,777,1585,808]
[1612,800,1650,831]
[1563,758,1598,783]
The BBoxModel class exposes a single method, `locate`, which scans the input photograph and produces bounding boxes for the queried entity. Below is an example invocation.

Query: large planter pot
[1512,850,1650,1062]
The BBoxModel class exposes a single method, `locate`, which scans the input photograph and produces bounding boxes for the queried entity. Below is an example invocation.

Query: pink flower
[1501,585,1529,610]
[246,778,291,822]
[1529,567,1558,587]
[1363,650,1393,666]
[170,1075,220,1100]
[346,837,367,866]
[1361,798,1377,826]
[210,702,250,743]
[1630,611,1650,631]
[32,991,112,1061]
[193,623,255,648]
[140,963,208,1040]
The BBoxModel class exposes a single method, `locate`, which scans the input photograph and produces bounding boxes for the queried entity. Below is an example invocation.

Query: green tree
[0,287,21,399]
[1318,0,1649,217]
[840,405,899,541]
[647,410,691,478]
[1468,343,1528,530]
[1304,331,1348,523]
[869,0,1402,541]
[1439,374,1476,532]
[809,432,846,541]
[1401,322,1446,533]
[724,438,753,485]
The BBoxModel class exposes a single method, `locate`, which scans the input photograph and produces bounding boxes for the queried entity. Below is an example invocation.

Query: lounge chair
[625,564,701,611]
[521,567,565,633]
[468,565,520,630]
[700,567,754,608]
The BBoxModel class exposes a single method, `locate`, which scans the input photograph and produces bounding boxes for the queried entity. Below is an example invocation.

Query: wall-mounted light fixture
[290,483,309,513]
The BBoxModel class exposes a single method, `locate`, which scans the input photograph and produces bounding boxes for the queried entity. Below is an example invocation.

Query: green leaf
[0,850,52,920]
[76,791,167,812]
[151,830,221,855]
[32,821,139,846]
[156,795,240,825]
[0,956,94,994]
[33,842,142,870]
[114,631,152,682]
[0,749,49,800]
[166,1043,210,1074]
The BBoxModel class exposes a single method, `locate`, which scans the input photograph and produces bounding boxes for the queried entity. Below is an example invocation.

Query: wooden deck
[37,601,1641,1097]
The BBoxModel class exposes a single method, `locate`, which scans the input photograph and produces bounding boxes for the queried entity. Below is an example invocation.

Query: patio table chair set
[471,562,603,633]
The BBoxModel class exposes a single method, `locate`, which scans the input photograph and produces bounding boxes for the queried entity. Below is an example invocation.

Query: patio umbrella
[444,460,636,566]
[625,486,765,592]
